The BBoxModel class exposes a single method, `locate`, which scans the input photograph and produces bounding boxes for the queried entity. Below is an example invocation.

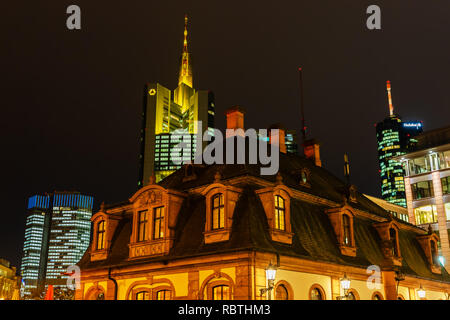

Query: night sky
[2,1,450,269]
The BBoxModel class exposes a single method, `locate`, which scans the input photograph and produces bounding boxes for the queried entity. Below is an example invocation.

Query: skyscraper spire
[178,14,193,87]
[386,80,394,116]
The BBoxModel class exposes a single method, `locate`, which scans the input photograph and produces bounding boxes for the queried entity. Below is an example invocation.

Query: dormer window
[128,185,186,259]
[90,209,121,262]
[96,220,105,250]
[417,232,441,273]
[325,206,356,257]
[256,185,293,244]
[373,221,402,266]
[343,214,352,246]
[212,193,225,230]
[274,195,286,231]
[137,210,148,242]
[296,168,311,187]
[153,207,164,239]
[201,184,242,244]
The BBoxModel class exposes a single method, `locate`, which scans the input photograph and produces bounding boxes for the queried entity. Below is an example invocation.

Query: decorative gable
[373,220,402,267]
[417,231,441,274]
[255,180,294,245]
[200,180,242,244]
[325,204,356,257]
[90,204,121,262]
[128,183,186,259]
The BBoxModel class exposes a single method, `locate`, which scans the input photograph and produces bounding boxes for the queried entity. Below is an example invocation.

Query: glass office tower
[20,191,93,298]
[375,81,423,207]
[138,16,215,186]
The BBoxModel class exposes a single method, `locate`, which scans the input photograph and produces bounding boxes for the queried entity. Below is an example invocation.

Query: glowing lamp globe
[417,286,426,299]
[340,274,351,290]
[266,263,277,281]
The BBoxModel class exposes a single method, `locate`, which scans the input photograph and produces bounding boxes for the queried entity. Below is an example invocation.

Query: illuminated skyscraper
[139,16,215,186]
[395,126,450,270]
[375,81,423,207]
[20,191,93,298]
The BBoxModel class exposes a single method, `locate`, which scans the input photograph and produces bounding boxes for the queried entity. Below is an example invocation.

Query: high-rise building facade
[396,126,450,271]
[20,191,93,298]
[138,16,215,186]
[375,81,423,207]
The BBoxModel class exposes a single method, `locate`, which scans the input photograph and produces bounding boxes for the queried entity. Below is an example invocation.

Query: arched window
[347,291,356,300]
[136,291,149,300]
[211,194,224,230]
[275,285,289,300]
[96,220,105,250]
[389,228,398,257]
[156,289,171,300]
[397,295,405,300]
[343,214,351,246]
[274,195,286,231]
[212,285,229,300]
[372,292,383,300]
[153,207,164,239]
[309,287,325,300]
[137,210,148,242]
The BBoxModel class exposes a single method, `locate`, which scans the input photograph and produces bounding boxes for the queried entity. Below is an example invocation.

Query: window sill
[204,229,231,244]
[90,250,108,261]
[270,229,294,245]
[339,244,356,257]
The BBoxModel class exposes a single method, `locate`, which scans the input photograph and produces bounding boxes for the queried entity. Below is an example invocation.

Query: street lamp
[417,285,426,300]
[337,273,351,300]
[260,262,277,300]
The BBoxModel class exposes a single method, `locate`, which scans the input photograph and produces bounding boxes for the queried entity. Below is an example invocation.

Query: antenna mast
[299,67,306,144]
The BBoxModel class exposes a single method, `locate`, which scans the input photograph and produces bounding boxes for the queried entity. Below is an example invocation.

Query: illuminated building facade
[139,16,215,186]
[396,126,450,271]
[375,81,423,207]
[20,191,93,298]
[0,258,20,300]
[77,110,450,301]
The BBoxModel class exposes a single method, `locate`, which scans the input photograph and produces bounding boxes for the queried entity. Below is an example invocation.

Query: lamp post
[337,273,351,300]
[417,285,426,300]
[259,262,277,300]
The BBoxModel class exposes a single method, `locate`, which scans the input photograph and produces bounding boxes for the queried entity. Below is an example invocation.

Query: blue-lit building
[20,191,93,298]
[375,81,423,207]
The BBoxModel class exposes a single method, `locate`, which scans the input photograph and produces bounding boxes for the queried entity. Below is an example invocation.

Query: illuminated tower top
[178,15,193,88]
[386,80,394,117]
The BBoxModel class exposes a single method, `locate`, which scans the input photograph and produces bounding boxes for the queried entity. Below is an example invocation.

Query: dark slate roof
[79,152,450,282]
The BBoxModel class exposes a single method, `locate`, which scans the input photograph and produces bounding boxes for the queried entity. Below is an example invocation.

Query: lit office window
[411,181,434,200]
[414,205,438,225]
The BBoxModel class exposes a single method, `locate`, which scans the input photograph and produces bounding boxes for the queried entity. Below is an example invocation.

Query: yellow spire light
[178,14,193,87]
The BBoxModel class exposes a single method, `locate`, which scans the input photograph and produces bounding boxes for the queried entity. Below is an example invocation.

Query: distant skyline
[2,1,450,268]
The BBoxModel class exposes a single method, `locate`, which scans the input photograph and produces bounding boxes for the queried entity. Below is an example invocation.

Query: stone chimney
[269,124,286,154]
[225,106,245,138]
[303,139,322,167]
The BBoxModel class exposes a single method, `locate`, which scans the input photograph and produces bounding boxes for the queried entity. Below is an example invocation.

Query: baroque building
[77,108,450,300]
[0,258,20,300]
